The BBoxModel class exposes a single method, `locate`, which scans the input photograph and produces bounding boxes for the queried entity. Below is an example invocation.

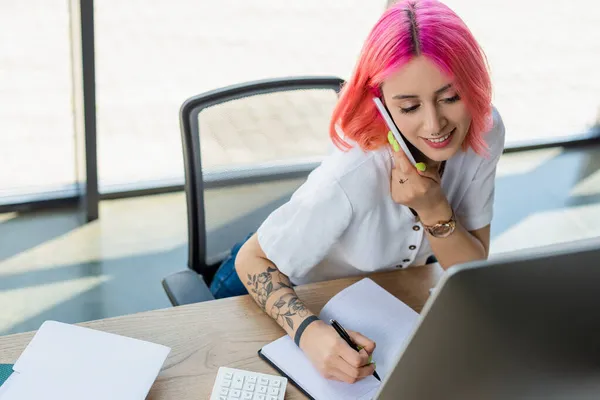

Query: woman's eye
[442,94,460,103]
[399,95,459,113]
[399,105,419,114]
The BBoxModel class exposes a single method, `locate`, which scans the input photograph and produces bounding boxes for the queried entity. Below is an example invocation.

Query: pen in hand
[330,319,381,382]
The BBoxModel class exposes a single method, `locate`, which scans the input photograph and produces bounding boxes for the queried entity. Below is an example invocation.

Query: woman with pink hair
[229,0,505,382]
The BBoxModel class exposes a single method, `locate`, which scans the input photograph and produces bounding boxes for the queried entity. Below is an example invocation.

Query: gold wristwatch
[422,211,456,238]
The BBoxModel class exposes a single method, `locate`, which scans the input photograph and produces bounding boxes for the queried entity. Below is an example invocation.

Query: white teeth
[426,130,453,143]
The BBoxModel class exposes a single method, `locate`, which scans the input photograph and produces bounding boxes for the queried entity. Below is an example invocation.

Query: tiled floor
[1,144,600,336]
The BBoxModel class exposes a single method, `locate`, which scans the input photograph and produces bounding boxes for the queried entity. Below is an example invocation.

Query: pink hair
[330,0,493,156]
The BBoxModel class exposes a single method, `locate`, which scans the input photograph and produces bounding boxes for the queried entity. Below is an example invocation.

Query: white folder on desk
[0,320,171,400]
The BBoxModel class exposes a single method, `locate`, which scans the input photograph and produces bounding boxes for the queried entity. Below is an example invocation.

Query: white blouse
[257,107,506,285]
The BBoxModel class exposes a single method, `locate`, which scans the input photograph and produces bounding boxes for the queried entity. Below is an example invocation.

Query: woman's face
[381,56,472,162]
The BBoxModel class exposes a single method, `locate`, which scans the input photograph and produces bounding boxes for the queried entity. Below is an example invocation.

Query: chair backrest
[179,76,344,278]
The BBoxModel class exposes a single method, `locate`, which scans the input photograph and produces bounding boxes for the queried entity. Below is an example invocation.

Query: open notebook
[258,278,419,400]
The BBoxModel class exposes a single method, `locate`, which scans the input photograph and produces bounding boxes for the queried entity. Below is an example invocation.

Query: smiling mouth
[424,128,455,143]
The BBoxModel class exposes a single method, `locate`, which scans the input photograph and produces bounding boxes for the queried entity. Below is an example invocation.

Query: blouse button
[409,245,417,250]
[412,225,420,231]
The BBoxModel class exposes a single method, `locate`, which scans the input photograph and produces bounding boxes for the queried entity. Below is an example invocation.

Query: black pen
[330,319,381,381]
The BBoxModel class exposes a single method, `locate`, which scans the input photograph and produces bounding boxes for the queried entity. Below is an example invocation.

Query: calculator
[209,367,288,400]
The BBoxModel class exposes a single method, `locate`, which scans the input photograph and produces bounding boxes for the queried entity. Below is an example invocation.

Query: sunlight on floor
[0,193,188,274]
[0,212,17,223]
[570,169,600,197]
[495,148,563,178]
[490,202,600,256]
[0,275,110,334]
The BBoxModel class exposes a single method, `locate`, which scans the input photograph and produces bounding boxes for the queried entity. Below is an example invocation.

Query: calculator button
[230,389,241,398]
[219,388,229,396]
[257,385,267,394]
[242,392,253,400]
[224,372,234,380]
[267,396,278,400]
[254,395,266,400]
[259,377,269,385]
[222,379,232,388]
[233,375,245,389]
[219,396,226,400]
[247,376,257,384]
[269,379,281,388]
[268,387,279,396]
[243,383,255,391]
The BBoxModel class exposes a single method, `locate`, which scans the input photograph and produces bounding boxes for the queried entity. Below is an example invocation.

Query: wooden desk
[0,265,443,399]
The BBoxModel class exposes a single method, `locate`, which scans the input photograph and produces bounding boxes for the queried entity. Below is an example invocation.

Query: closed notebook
[0,365,13,387]
[0,321,171,400]
[259,278,419,400]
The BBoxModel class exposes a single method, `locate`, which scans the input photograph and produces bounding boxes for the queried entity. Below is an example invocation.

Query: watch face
[430,223,455,238]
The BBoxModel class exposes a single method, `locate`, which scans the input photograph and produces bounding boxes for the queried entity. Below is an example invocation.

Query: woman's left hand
[389,147,452,224]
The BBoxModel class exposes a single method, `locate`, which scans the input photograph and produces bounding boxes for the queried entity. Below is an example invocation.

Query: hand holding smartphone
[373,97,427,172]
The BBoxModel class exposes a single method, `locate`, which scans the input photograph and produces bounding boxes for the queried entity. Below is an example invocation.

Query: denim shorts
[209,234,253,299]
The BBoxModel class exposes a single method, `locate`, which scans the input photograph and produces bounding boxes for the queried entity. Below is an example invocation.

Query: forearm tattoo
[270,293,309,330]
[246,267,309,330]
[246,267,292,310]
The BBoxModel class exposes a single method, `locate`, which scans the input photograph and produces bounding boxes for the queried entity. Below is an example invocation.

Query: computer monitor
[375,237,600,400]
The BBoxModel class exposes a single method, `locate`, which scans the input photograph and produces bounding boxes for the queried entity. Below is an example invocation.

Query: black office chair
[161,76,345,306]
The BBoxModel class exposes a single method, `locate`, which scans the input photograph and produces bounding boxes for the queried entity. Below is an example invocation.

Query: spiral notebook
[258,278,419,400]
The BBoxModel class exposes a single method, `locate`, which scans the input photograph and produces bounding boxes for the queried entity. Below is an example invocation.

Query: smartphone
[372,97,417,165]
